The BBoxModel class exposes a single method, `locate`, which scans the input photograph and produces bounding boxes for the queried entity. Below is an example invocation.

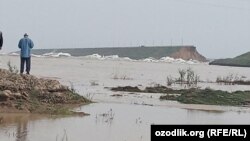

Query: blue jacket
[18,37,34,58]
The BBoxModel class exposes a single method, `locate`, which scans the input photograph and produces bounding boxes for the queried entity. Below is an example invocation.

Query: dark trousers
[20,57,31,74]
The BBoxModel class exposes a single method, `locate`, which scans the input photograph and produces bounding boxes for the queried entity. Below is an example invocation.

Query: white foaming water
[31,54,45,58]
[159,56,175,62]
[84,54,103,59]
[8,52,72,58]
[42,52,71,57]
[8,52,19,56]
[84,54,136,61]
[104,55,119,59]
[141,57,158,62]
[81,53,203,64]
[140,57,203,64]
[8,51,204,64]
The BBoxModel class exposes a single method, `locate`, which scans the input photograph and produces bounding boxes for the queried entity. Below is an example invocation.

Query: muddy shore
[0,69,90,115]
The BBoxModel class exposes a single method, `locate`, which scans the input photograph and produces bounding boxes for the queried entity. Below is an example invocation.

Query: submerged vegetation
[160,88,250,106]
[166,67,200,87]
[166,67,250,87]
[27,88,90,115]
[216,73,250,85]
[111,85,250,106]
[112,73,133,80]
[96,109,115,124]
[7,61,19,74]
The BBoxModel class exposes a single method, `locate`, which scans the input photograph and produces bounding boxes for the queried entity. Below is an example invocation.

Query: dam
[30,46,207,62]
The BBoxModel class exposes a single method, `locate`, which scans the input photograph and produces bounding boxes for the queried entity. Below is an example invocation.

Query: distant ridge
[30,46,207,62]
[210,52,250,67]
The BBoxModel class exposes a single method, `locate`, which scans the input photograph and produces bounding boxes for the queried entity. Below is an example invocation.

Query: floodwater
[1,103,250,141]
[0,55,250,141]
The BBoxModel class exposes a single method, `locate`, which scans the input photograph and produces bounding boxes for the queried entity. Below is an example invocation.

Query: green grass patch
[160,88,250,106]
[210,52,250,67]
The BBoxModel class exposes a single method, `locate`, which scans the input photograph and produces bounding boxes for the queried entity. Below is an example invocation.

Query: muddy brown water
[1,103,250,141]
[0,56,250,141]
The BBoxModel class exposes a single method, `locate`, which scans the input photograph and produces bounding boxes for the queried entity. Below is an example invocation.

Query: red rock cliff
[170,46,207,62]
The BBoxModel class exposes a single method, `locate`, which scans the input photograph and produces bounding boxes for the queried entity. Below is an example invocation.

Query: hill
[209,52,250,67]
[29,46,207,62]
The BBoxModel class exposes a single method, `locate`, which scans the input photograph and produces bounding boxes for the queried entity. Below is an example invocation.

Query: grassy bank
[160,88,250,106]
[28,90,91,115]
[111,86,250,106]
[209,52,250,67]
[1,88,91,115]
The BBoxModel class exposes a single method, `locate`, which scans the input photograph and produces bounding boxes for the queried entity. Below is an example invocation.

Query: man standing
[0,31,3,50]
[18,33,34,74]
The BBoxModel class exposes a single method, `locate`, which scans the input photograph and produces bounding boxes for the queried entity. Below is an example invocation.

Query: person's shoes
[26,72,30,75]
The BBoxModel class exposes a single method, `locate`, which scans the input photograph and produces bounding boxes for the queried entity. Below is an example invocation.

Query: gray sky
[0,0,250,58]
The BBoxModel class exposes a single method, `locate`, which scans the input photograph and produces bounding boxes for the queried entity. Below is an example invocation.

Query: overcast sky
[0,0,250,58]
